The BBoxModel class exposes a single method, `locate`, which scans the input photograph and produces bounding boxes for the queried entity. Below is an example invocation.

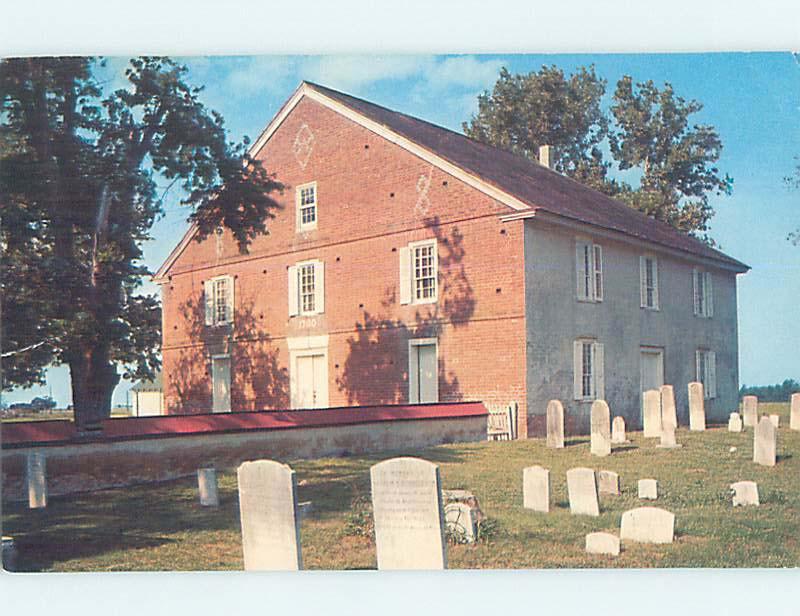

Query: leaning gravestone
[620,507,675,544]
[638,478,658,500]
[566,467,600,517]
[523,465,550,513]
[590,400,612,457]
[597,470,620,496]
[611,416,627,444]
[688,382,706,431]
[791,393,800,431]
[237,460,302,571]
[370,457,446,570]
[753,416,777,467]
[728,412,743,433]
[730,481,759,507]
[585,532,620,556]
[444,502,477,543]
[546,400,565,449]
[643,389,662,438]
[660,385,678,431]
[26,452,47,509]
[197,468,219,507]
[742,395,758,428]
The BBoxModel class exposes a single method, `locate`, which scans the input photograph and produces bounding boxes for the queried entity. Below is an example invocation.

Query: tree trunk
[69,345,120,432]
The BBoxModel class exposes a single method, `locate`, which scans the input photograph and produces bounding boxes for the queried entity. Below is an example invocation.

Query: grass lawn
[3,402,798,571]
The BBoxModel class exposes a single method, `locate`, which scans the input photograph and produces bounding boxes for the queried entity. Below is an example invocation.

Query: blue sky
[4,53,799,407]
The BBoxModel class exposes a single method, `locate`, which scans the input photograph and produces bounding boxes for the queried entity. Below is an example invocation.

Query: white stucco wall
[524,219,743,433]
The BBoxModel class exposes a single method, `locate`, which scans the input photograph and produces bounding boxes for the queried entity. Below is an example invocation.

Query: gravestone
[742,395,758,428]
[197,468,219,507]
[728,412,743,433]
[611,416,627,444]
[620,507,675,544]
[546,400,565,449]
[688,382,706,431]
[638,478,658,500]
[590,400,611,457]
[370,457,446,570]
[444,502,477,543]
[523,465,550,513]
[643,389,662,438]
[660,385,678,431]
[585,532,620,556]
[442,489,484,523]
[597,470,620,496]
[657,423,682,449]
[791,393,800,431]
[566,467,600,517]
[26,452,47,509]
[1,536,17,571]
[753,416,776,467]
[730,481,759,507]
[237,460,302,571]
[769,414,780,429]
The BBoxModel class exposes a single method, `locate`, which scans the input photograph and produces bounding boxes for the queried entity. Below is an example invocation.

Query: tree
[1,57,283,431]
[463,66,615,194]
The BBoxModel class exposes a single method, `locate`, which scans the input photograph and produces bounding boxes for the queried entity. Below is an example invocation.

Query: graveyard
[3,401,798,571]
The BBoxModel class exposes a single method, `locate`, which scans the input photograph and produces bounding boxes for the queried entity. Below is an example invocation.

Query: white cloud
[421,55,504,91]
[299,55,429,92]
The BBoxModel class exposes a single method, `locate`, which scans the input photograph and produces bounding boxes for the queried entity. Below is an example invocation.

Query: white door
[410,342,439,404]
[295,353,328,409]
[640,348,664,417]
[212,355,231,412]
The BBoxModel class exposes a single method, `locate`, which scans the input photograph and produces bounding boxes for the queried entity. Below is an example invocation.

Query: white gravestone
[638,478,658,500]
[523,465,550,513]
[728,412,743,433]
[566,467,600,517]
[791,393,800,431]
[753,416,777,467]
[237,460,302,571]
[546,400,565,449]
[620,507,675,544]
[742,395,758,428]
[585,532,620,556]
[769,414,780,429]
[657,423,682,449]
[26,452,47,509]
[444,502,477,543]
[611,416,627,444]
[730,481,759,507]
[590,400,612,457]
[370,457,446,570]
[688,382,706,431]
[643,389,662,438]
[197,468,219,507]
[597,470,620,496]
[660,385,678,431]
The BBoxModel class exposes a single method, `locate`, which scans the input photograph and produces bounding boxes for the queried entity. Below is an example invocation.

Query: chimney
[538,144,553,169]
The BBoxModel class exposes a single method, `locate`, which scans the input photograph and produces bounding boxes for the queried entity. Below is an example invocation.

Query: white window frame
[288,259,325,317]
[696,349,717,399]
[573,339,605,401]
[204,275,234,326]
[408,337,439,404]
[296,181,318,232]
[640,255,660,310]
[401,239,438,306]
[575,240,603,303]
[693,269,714,318]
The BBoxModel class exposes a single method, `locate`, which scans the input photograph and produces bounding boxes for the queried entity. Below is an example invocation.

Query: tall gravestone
[769,414,780,429]
[26,452,47,509]
[237,460,302,571]
[657,422,681,449]
[753,416,776,467]
[728,412,743,433]
[660,385,678,431]
[546,400,565,449]
[620,507,675,544]
[742,395,758,428]
[370,457,446,570]
[688,382,706,431]
[523,465,550,513]
[590,400,612,456]
[198,468,219,507]
[791,393,800,431]
[643,389,662,438]
[566,467,600,517]
[611,416,627,444]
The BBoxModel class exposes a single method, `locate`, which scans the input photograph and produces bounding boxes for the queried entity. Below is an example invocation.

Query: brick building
[154,81,748,437]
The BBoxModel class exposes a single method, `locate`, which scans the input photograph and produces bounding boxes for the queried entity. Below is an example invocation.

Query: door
[295,353,328,409]
[212,355,231,412]
[640,348,664,418]
[409,341,439,404]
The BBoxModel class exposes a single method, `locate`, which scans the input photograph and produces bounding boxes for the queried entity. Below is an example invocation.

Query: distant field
[1,409,131,422]
[2,402,798,571]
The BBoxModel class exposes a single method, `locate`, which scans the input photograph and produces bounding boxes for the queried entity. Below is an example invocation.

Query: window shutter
[399,246,411,305]
[708,351,717,398]
[225,275,234,324]
[652,258,659,309]
[593,245,603,301]
[693,269,701,315]
[695,350,703,383]
[704,272,713,317]
[573,340,583,400]
[640,256,648,308]
[204,280,214,325]
[593,342,605,400]
[576,243,588,301]
[314,261,325,314]
[288,266,299,317]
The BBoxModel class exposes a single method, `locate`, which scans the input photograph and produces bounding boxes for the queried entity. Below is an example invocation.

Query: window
[288,260,324,316]
[204,275,234,326]
[693,269,713,317]
[296,182,317,231]
[640,256,659,309]
[576,240,603,302]
[399,240,438,305]
[696,349,717,399]
[573,339,605,400]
